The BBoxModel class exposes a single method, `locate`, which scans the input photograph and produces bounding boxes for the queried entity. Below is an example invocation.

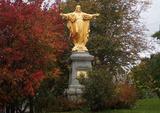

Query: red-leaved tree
[0,0,67,112]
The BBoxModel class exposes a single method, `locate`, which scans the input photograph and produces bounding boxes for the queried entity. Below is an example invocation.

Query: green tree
[132,54,160,98]
[79,68,114,111]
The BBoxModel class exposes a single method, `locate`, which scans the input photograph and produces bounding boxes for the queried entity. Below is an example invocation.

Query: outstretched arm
[91,13,100,18]
[83,13,100,20]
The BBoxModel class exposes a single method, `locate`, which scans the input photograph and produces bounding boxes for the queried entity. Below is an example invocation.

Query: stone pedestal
[66,52,94,102]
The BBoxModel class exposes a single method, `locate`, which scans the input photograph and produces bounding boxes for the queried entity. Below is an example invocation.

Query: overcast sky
[141,0,160,36]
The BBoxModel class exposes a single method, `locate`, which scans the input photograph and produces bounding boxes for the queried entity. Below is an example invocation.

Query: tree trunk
[6,104,10,113]
[11,103,15,113]
[29,97,34,113]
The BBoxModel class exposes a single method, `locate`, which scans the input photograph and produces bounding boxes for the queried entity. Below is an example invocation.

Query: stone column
[66,52,94,102]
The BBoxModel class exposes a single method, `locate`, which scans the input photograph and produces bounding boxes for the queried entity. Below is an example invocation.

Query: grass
[53,98,160,113]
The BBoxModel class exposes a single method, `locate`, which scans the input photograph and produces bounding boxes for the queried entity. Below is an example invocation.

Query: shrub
[131,55,160,98]
[106,82,137,109]
[79,68,137,111]
[34,76,84,113]
[51,96,85,112]
[116,83,137,108]
[35,95,84,112]
[80,68,114,111]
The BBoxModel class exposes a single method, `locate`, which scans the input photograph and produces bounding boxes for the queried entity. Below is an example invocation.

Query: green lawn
[54,98,160,113]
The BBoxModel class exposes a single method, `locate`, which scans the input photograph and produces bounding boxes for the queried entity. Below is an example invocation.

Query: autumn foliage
[115,83,137,108]
[0,0,67,105]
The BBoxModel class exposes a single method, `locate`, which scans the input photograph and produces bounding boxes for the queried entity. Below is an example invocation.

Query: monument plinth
[66,52,94,101]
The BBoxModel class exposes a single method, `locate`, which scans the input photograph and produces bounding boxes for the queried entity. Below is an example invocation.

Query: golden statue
[60,5,99,52]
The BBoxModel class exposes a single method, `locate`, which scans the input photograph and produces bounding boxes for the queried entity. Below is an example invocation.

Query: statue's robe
[66,12,93,51]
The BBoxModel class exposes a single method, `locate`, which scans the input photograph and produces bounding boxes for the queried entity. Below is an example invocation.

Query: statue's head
[75,5,81,12]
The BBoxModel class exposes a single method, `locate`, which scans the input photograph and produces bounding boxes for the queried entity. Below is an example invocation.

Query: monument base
[66,52,94,102]
[66,85,84,103]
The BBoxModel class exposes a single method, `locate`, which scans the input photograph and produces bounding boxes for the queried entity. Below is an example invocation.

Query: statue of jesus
[60,5,99,52]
